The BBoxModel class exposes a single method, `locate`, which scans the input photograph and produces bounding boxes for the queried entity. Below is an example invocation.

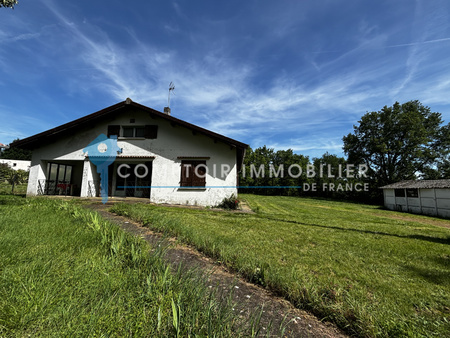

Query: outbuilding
[0,159,31,171]
[11,99,247,206]
[380,180,450,218]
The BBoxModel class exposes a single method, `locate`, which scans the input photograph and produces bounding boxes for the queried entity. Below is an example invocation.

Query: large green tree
[343,100,449,187]
[1,0,18,8]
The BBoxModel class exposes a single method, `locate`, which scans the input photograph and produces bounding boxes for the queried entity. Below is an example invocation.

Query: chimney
[164,107,171,115]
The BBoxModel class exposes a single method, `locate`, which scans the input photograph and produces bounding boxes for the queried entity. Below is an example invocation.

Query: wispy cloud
[387,37,450,48]
[0,32,40,42]
[2,0,450,157]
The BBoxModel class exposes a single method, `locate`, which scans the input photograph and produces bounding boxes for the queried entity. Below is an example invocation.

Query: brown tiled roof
[380,180,450,189]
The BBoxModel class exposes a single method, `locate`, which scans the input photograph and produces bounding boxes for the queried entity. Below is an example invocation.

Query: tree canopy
[0,139,32,160]
[343,100,449,186]
[0,0,18,9]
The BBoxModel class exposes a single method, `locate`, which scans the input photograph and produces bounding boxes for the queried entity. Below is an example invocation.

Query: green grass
[110,194,450,337]
[0,195,265,337]
[0,182,27,195]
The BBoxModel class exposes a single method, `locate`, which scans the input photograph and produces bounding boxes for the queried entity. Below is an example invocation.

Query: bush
[216,194,240,210]
[0,163,13,183]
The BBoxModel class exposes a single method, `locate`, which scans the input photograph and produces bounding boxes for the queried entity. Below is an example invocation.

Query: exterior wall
[80,160,98,197]
[27,159,46,196]
[436,189,450,218]
[26,109,238,206]
[383,189,396,209]
[147,121,237,206]
[0,159,31,171]
[383,188,450,219]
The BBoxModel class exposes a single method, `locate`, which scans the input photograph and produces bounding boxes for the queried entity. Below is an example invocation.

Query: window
[406,188,418,198]
[394,189,405,197]
[47,163,72,184]
[180,160,206,187]
[123,126,145,138]
[107,125,158,139]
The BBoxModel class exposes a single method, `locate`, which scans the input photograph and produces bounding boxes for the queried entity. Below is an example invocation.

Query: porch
[35,159,153,199]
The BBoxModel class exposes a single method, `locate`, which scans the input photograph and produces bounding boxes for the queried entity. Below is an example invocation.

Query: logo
[84,134,121,204]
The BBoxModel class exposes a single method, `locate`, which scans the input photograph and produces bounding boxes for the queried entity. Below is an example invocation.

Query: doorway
[46,162,73,195]
[114,162,152,198]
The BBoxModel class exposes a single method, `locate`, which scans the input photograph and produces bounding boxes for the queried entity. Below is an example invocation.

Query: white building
[0,159,31,171]
[380,180,450,218]
[12,99,247,206]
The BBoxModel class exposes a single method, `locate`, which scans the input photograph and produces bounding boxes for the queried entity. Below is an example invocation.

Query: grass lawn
[110,194,450,337]
[0,195,260,336]
[0,182,27,195]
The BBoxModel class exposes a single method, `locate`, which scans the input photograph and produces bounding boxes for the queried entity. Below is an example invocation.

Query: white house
[0,159,31,171]
[380,180,450,218]
[12,99,247,206]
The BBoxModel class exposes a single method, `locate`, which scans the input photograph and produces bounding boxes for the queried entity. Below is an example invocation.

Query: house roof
[11,99,248,168]
[380,180,450,189]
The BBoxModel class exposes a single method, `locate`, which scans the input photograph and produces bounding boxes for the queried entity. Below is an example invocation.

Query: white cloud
[3,0,450,155]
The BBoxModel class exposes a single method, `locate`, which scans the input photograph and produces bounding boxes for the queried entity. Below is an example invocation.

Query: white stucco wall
[0,159,31,171]
[26,108,239,206]
[383,188,450,218]
[27,159,46,196]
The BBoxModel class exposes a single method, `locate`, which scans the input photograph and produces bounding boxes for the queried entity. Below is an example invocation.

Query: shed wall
[383,188,450,218]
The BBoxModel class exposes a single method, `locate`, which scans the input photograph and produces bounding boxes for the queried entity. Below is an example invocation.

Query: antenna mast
[168,82,175,108]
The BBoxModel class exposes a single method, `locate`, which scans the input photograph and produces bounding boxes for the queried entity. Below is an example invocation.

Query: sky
[1,0,450,159]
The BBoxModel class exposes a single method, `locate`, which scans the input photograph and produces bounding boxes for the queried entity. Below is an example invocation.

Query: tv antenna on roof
[168,82,175,108]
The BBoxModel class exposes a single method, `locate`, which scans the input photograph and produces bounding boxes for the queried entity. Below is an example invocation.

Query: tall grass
[0,195,265,336]
[110,194,450,337]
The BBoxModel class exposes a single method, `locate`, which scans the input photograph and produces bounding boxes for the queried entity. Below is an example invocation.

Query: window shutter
[145,125,158,139]
[180,162,190,187]
[107,125,120,138]
[180,160,206,187]
[193,161,206,187]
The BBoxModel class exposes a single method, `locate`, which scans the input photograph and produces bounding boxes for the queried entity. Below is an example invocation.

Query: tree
[0,163,27,194]
[240,146,274,195]
[422,123,450,179]
[0,139,32,160]
[0,0,18,8]
[272,148,309,196]
[343,100,449,187]
[239,146,309,196]
[311,152,348,199]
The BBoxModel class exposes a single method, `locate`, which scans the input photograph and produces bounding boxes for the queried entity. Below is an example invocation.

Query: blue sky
[1,0,450,159]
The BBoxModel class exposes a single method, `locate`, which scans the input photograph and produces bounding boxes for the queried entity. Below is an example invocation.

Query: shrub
[216,194,240,210]
[0,163,12,182]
